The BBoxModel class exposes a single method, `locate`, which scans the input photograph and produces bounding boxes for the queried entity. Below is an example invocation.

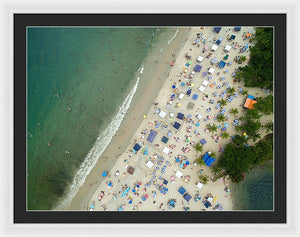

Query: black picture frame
[14,13,286,223]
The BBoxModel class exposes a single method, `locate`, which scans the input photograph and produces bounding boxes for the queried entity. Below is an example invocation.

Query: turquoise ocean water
[27,27,164,210]
[231,161,274,210]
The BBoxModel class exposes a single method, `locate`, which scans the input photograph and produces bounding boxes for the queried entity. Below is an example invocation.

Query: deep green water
[27,27,162,210]
[231,161,274,210]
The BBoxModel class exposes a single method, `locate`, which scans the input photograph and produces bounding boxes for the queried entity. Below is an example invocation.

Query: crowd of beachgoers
[82,26,272,212]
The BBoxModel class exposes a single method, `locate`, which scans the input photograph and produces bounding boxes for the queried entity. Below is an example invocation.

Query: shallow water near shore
[27,27,172,210]
[231,161,274,210]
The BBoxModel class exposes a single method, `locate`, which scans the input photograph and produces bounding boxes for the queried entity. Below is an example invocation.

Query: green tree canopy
[218,99,227,106]
[246,108,262,120]
[194,143,203,153]
[215,134,273,182]
[209,124,218,133]
[237,118,261,141]
[230,108,239,115]
[254,95,273,114]
[216,114,226,122]
[221,131,230,139]
[236,28,273,90]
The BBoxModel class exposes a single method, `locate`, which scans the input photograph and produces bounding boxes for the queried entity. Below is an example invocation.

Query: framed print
[13,13,286,223]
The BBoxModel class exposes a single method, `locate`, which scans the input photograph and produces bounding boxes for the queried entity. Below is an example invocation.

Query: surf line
[168,29,179,45]
[54,66,143,210]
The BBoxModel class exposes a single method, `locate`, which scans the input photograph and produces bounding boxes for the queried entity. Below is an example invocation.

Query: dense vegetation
[254,95,273,115]
[214,134,273,182]
[235,28,273,90]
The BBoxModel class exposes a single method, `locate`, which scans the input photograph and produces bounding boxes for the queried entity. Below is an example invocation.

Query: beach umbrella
[187,90,191,95]
[181,82,185,86]
[102,171,107,177]
[186,161,190,165]
[145,194,149,198]
[182,160,186,164]
[143,114,147,119]
[222,127,226,131]
[129,200,132,204]
[171,176,175,181]
[178,103,181,107]
[189,61,192,64]
[132,189,136,193]
[191,83,195,87]
[170,62,174,66]
[179,164,184,168]
[172,85,176,89]
[175,158,180,162]
[224,123,229,127]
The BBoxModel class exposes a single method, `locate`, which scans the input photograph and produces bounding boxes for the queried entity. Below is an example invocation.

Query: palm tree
[240,55,247,63]
[216,114,226,122]
[218,99,227,106]
[210,152,216,158]
[194,143,203,153]
[221,131,230,139]
[233,71,243,83]
[227,86,236,94]
[195,157,205,166]
[199,175,209,184]
[230,108,239,115]
[264,121,273,133]
[209,124,218,133]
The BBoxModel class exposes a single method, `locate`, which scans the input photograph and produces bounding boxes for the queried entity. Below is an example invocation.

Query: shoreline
[67,28,192,210]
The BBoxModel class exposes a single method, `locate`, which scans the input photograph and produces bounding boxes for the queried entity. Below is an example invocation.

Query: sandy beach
[68,26,273,211]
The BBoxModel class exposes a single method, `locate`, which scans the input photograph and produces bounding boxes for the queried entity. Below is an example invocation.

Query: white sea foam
[140,66,144,74]
[168,29,179,45]
[54,67,143,210]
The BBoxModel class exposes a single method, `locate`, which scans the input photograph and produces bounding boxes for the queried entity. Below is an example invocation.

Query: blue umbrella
[186,161,190,165]
[181,82,185,86]
[102,171,107,177]
[224,123,229,127]
[176,158,180,162]
[172,85,176,89]
[132,189,136,193]
[187,90,191,95]
[222,127,226,131]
